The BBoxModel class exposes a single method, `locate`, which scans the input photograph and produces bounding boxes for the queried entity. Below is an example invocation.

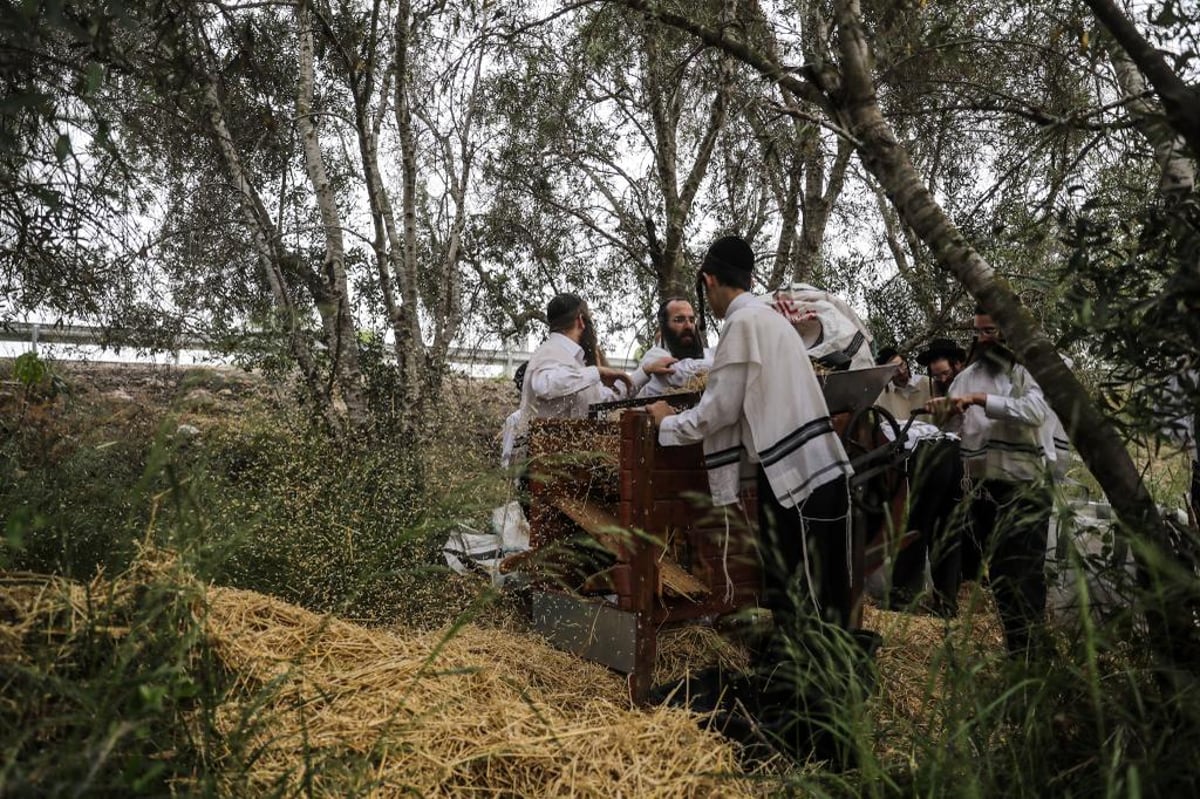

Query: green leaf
[13,351,47,387]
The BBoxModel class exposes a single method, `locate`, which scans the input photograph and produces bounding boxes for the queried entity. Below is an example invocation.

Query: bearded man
[630,297,713,398]
[926,308,1052,658]
[511,293,632,465]
[916,337,967,398]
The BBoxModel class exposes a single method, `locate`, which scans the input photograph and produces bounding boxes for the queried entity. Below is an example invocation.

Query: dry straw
[863,590,1006,763]
[205,585,761,797]
[3,549,1009,796]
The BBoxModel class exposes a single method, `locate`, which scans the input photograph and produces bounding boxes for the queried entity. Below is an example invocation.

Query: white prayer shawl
[512,333,614,462]
[945,359,1048,482]
[633,346,714,398]
[1039,409,1071,480]
[766,284,875,370]
[659,293,852,508]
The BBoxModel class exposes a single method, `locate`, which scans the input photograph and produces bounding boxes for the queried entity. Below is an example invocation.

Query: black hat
[701,235,754,275]
[916,337,967,366]
[875,346,901,366]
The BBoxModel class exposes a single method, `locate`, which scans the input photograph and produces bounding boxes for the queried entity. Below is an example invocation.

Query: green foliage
[10,350,68,401]
[1057,194,1200,444]
[897,628,1200,798]
[0,365,501,792]
[189,424,441,622]
[0,551,273,796]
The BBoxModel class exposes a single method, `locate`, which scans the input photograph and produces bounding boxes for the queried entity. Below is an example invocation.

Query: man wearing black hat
[647,236,854,632]
[918,337,967,398]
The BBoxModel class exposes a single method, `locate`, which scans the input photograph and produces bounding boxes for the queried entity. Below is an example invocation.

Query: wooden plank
[552,495,710,600]
[657,559,710,600]
[552,496,627,556]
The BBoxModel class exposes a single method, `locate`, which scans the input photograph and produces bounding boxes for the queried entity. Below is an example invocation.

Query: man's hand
[647,400,675,427]
[925,393,985,423]
[644,356,677,376]
[599,366,633,394]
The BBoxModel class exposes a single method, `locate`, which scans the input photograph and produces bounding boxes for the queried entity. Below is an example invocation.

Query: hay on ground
[203,585,760,797]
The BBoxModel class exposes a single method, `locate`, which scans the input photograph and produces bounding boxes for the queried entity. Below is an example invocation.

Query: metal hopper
[819,363,898,415]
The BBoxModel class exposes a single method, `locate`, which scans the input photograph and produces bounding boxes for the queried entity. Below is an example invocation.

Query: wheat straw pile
[2,551,1014,796]
[203,585,760,797]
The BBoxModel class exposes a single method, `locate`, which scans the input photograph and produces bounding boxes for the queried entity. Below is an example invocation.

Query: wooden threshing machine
[508,364,911,703]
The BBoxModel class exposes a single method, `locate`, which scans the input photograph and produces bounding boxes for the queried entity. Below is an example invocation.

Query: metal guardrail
[0,322,637,372]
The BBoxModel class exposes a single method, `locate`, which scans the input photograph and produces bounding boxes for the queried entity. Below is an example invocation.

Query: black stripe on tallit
[843,330,866,358]
[759,417,835,467]
[704,444,743,470]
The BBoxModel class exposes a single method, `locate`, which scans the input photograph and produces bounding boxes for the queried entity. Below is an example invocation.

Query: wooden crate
[523,407,911,702]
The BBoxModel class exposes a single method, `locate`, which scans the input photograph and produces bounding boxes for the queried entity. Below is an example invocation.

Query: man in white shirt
[511,293,632,465]
[873,347,931,421]
[648,236,854,633]
[499,362,527,470]
[926,308,1052,658]
[630,297,713,398]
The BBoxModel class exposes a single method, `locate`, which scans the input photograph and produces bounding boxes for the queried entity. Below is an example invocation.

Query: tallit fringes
[721,505,735,605]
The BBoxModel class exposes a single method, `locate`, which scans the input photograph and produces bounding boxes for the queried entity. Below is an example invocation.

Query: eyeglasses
[931,368,953,381]
[973,325,999,336]
[670,315,697,325]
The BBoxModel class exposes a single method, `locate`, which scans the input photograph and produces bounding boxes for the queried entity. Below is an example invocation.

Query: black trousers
[965,478,1053,656]
[756,467,852,632]
[890,439,965,610]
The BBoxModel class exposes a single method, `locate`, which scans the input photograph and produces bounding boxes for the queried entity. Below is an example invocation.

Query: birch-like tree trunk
[388,0,430,434]
[194,39,341,433]
[1109,47,1195,196]
[1084,0,1200,160]
[297,1,368,431]
[642,5,735,298]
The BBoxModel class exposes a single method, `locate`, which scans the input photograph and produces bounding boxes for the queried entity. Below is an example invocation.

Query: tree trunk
[1108,45,1195,197]
[1084,0,1200,161]
[830,0,1192,662]
[196,61,340,433]
[391,0,428,439]
[297,1,369,433]
[642,10,734,299]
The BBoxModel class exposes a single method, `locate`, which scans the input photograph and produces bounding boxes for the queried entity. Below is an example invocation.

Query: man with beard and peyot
[629,297,713,398]
[509,293,632,469]
[925,307,1053,659]
[918,337,967,398]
